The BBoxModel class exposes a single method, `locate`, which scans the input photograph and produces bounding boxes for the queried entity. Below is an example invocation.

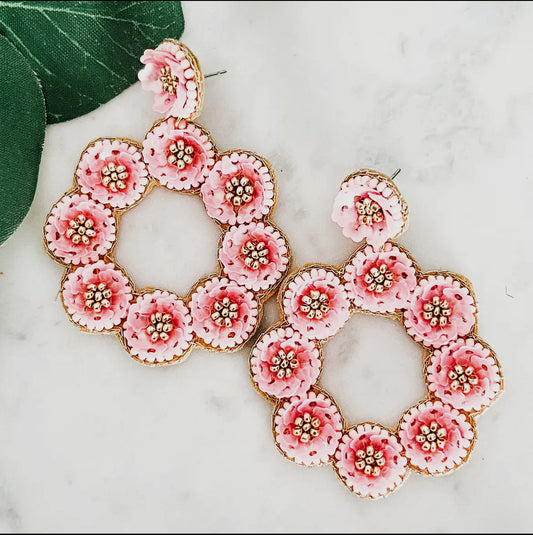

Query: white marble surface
[0,1,531,532]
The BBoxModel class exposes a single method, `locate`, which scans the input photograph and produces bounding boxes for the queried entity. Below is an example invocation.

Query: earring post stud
[205,70,227,78]
[390,168,401,180]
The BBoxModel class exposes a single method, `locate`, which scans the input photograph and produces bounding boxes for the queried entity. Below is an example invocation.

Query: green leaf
[0,1,185,123]
[0,34,46,245]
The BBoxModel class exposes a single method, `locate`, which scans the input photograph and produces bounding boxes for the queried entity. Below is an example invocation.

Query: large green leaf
[0,1,185,123]
[0,34,45,245]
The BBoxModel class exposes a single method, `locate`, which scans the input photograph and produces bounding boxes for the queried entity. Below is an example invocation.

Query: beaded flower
[76,138,149,208]
[282,267,351,340]
[250,167,502,499]
[398,400,475,474]
[142,117,215,191]
[404,274,477,348]
[138,40,203,119]
[62,260,133,332]
[123,290,194,364]
[201,152,276,226]
[45,193,116,265]
[273,390,343,466]
[43,39,291,365]
[219,221,290,293]
[189,277,259,350]
[250,326,321,399]
[427,338,502,413]
[334,424,408,498]
[344,243,417,314]
[332,169,408,250]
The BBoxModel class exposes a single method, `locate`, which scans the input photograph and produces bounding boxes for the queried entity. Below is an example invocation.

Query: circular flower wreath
[250,169,503,499]
[43,39,291,365]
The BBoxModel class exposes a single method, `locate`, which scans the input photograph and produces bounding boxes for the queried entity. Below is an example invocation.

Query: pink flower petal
[219,221,290,292]
[427,337,502,413]
[123,290,194,364]
[282,267,350,340]
[138,40,203,119]
[76,139,149,208]
[62,260,132,331]
[334,423,408,499]
[274,389,343,466]
[189,276,259,350]
[398,400,475,474]
[344,242,417,313]
[142,118,215,191]
[201,152,275,225]
[404,274,477,348]
[332,170,408,249]
[251,326,321,399]
[44,194,116,265]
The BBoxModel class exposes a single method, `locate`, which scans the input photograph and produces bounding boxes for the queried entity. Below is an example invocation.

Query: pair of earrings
[43,40,503,499]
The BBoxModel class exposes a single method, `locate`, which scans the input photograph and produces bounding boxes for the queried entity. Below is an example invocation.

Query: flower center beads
[225,176,254,207]
[292,412,321,443]
[159,66,179,95]
[66,214,96,245]
[84,283,112,312]
[146,312,173,342]
[300,290,329,320]
[168,139,194,169]
[355,445,385,477]
[448,365,479,393]
[415,421,447,452]
[423,296,451,327]
[364,264,393,293]
[270,349,299,379]
[355,196,384,225]
[241,240,269,270]
[101,162,128,192]
[211,297,238,327]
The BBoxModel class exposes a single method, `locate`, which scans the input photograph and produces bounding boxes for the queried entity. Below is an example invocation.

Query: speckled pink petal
[189,276,259,350]
[344,242,417,313]
[427,337,502,413]
[334,423,408,499]
[251,326,321,399]
[219,221,290,292]
[45,194,116,265]
[274,389,343,466]
[398,400,475,474]
[62,260,132,331]
[123,290,194,364]
[282,267,350,340]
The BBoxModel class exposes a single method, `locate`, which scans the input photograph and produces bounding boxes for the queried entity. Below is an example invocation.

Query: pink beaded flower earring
[249,168,503,499]
[43,39,292,365]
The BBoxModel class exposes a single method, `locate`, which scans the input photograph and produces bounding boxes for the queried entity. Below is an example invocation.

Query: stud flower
[332,170,408,249]
[343,243,417,313]
[201,152,275,225]
[274,390,343,466]
[189,276,259,350]
[334,423,408,499]
[282,267,350,340]
[62,260,133,332]
[219,221,290,292]
[250,326,321,399]
[76,139,149,208]
[122,290,194,364]
[142,118,215,191]
[398,400,475,474]
[45,194,116,265]
[404,274,477,348]
[138,40,203,119]
[427,338,502,413]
